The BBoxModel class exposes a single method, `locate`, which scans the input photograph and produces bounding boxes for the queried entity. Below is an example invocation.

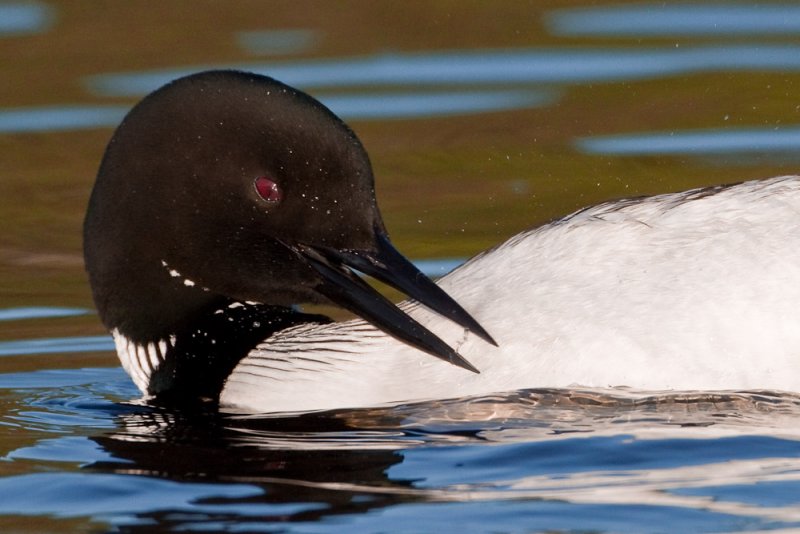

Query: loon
[84,70,800,413]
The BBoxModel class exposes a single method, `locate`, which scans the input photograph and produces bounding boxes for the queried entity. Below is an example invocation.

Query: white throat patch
[111,329,175,393]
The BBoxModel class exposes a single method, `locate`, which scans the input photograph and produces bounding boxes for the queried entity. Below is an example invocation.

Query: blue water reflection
[85,45,800,98]
[0,336,113,357]
[0,106,128,133]
[0,307,88,321]
[9,436,121,463]
[548,4,800,37]
[0,2,53,37]
[0,472,269,519]
[0,367,124,389]
[393,435,800,485]
[577,126,800,156]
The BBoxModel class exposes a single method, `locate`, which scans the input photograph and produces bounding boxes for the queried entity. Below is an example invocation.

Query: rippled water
[4,1,800,532]
[3,350,800,532]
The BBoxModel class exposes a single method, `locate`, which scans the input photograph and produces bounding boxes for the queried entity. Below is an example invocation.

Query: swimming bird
[85,70,800,414]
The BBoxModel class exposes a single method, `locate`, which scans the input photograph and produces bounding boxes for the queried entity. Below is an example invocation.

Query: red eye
[254,176,282,203]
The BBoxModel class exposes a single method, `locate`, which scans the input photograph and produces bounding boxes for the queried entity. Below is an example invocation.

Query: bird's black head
[84,70,493,390]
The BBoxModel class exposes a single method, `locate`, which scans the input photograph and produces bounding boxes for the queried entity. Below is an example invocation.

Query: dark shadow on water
[85,405,422,530]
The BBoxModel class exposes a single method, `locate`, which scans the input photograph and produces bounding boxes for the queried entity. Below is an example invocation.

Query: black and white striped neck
[112,301,329,407]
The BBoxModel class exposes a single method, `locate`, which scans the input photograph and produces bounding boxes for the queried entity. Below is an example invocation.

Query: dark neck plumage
[146,301,330,407]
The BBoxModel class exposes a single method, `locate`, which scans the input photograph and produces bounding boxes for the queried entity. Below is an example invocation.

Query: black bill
[292,235,494,373]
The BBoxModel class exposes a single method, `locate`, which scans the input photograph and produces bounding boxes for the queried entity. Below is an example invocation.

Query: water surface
[3,364,800,532]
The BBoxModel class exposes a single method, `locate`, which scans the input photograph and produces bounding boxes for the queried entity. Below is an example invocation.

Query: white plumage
[221,176,800,412]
